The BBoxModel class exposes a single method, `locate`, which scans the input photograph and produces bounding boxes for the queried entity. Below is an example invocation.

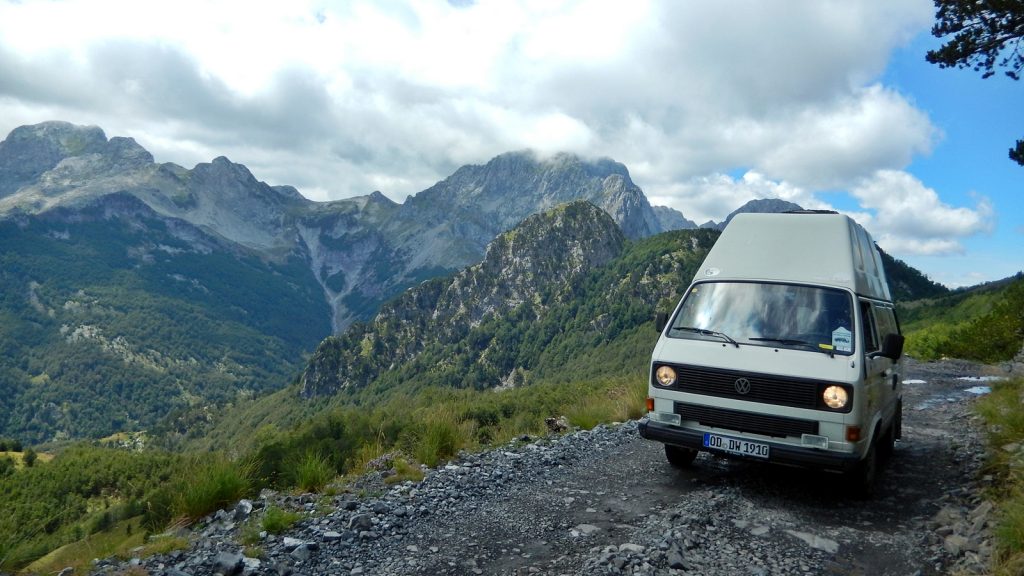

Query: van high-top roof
[697,212,892,302]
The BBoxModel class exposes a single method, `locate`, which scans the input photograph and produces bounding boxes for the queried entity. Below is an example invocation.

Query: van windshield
[668,281,855,355]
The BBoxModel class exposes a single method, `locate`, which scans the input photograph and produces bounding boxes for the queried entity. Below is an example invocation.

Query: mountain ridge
[0,123,697,331]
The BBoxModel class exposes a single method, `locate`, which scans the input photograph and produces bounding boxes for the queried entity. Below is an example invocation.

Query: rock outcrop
[300,200,628,397]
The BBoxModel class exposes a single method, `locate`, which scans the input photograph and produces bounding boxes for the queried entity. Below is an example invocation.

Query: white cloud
[2,0,991,261]
[752,85,939,189]
[648,171,829,225]
[850,170,993,255]
[649,168,993,258]
[0,0,937,199]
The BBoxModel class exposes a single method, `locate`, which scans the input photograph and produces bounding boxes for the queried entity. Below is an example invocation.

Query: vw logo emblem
[734,377,751,395]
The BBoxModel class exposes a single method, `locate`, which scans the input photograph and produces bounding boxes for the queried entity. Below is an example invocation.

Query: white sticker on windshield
[832,327,852,353]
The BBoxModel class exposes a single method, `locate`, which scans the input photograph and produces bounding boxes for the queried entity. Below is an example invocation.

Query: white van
[638,211,904,493]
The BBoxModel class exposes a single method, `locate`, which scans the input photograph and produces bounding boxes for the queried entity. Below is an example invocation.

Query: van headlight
[655,365,677,387]
[822,385,849,409]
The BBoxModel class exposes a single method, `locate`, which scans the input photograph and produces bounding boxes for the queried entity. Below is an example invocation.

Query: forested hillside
[878,248,949,302]
[187,207,720,454]
[0,201,331,442]
[900,273,1024,362]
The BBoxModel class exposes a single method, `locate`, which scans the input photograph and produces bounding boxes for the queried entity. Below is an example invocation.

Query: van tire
[849,442,878,498]
[665,445,698,468]
[879,401,903,460]
[894,400,903,440]
[879,422,895,460]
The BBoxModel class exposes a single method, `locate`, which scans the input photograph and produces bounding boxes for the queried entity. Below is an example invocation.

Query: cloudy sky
[0,0,1020,287]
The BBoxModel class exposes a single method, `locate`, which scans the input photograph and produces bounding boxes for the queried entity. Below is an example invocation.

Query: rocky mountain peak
[0,121,108,197]
[406,149,671,240]
[469,200,626,307]
[105,136,155,167]
[701,198,805,230]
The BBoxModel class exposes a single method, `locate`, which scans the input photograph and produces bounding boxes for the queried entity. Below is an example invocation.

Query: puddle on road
[956,376,1007,383]
[912,375,996,410]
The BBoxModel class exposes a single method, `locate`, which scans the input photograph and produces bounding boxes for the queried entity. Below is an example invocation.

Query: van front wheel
[849,442,878,498]
[665,445,698,468]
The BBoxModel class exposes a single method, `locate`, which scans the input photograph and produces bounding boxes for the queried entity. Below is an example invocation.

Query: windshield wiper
[671,326,740,348]
[749,336,809,345]
[750,336,835,356]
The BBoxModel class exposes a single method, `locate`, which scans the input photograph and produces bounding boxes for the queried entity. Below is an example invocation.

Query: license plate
[702,432,770,459]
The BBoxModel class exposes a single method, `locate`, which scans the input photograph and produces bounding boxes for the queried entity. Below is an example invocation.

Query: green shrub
[290,450,335,493]
[412,409,464,467]
[175,456,254,521]
[141,487,177,533]
[261,506,302,534]
[384,457,425,485]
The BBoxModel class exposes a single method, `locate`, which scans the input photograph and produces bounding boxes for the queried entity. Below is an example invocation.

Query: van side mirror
[655,312,668,333]
[872,333,904,360]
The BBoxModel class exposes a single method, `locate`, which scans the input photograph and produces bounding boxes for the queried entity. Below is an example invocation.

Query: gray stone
[349,514,374,531]
[944,534,970,556]
[234,499,254,522]
[785,530,839,554]
[290,545,313,562]
[618,543,645,554]
[213,551,244,576]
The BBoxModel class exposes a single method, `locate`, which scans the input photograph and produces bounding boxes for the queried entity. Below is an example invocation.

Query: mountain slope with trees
[0,121,698,443]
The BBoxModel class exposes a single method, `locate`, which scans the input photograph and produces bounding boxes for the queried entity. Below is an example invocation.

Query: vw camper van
[638,211,904,493]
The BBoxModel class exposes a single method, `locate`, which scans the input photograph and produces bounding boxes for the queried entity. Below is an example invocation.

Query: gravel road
[108,358,1004,576]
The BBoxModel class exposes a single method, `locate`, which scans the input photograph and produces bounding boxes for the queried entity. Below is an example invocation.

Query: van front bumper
[638,418,862,473]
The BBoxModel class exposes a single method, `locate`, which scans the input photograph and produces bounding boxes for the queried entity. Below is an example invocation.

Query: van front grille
[654,364,826,410]
[674,402,818,438]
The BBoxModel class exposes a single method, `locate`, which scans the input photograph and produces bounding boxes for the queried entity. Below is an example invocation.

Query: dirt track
[113,358,1001,575]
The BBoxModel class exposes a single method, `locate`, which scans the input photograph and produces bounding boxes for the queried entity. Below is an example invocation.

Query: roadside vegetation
[0,357,649,574]
[975,376,1024,575]
[900,273,1024,363]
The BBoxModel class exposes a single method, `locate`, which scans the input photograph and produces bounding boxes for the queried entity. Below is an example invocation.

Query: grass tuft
[261,506,302,535]
[384,457,425,485]
[412,409,464,467]
[175,455,254,521]
[290,450,335,493]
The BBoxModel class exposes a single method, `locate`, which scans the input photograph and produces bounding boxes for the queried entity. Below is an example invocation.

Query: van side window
[874,306,899,340]
[860,301,879,352]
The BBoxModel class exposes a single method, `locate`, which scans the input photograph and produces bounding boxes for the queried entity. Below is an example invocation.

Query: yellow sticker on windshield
[818,343,834,350]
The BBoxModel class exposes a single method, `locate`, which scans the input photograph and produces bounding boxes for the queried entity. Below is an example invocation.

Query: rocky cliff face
[300,201,627,397]
[403,151,675,242]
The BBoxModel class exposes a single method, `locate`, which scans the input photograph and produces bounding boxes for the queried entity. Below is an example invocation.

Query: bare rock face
[701,198,804,230]
[0,121,108,197]
[652,205,698,231]
[299,200,627,397]
[403,150,681,242]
